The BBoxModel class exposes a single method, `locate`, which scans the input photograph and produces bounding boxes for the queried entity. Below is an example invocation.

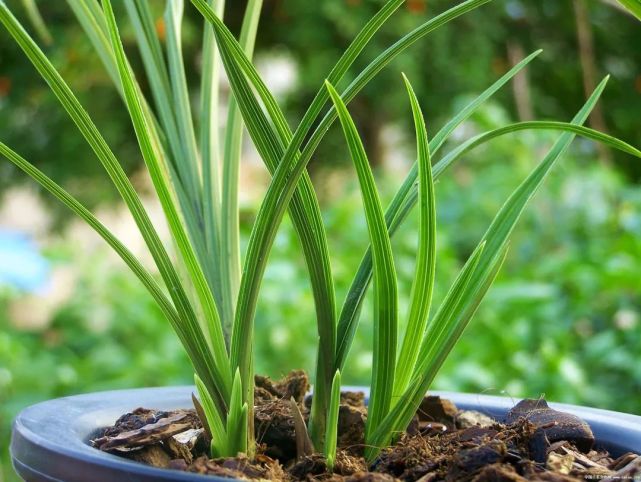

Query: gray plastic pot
[11,386,641,481]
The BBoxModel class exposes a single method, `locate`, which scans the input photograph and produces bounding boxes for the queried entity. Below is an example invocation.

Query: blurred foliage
[256,0,641,175]
[1,0,641,186]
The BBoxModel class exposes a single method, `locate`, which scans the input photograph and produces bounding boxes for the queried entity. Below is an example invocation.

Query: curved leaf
[392,76,436,403]
[326,81,397,439]
[335,49,542,370]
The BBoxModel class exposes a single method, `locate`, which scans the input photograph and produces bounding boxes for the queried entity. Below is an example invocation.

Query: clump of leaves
[1,0,639,468]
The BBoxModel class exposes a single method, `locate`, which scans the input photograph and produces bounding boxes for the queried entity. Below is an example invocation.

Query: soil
[91,371,641,481]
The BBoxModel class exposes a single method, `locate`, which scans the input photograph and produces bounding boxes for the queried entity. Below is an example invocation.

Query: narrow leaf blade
[326,80,397,439]
[392,75,436,402]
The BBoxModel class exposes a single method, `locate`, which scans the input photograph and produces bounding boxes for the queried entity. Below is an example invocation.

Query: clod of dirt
[450,441,508,477]
[343,473,399,482]
[338,402,367,454]
[253,371,314,462]
[255,397,298,461]
[188,454,286,480]
[334,452,368,475]
[455,426,500,444]
[373,434,450,481]
[341,391,366,409]
[506,399,594,461]
[289,453,328,479]
[417,396,458,430]
[472,463,528,482]
[289,451,367,479]
[255,370,310,403]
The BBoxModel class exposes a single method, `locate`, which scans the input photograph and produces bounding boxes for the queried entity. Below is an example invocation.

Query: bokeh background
[1,0,641,479]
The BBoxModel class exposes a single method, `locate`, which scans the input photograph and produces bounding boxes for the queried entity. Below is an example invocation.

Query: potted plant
[4,0,641,480]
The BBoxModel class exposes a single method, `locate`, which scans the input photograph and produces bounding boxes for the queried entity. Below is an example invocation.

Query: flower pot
[11,386,641,481]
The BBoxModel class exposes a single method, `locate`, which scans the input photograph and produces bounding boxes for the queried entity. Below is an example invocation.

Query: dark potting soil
[91,371,641,481]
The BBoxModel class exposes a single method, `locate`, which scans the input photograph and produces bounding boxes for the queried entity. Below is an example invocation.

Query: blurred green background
[1,0,641,480]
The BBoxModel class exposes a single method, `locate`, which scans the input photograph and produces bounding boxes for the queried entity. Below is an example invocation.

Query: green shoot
[324,371,341,473]
[226,370,249,456]
[195,375,227,458]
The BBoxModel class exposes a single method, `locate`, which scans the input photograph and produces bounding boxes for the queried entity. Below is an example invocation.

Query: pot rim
[11,386,641,481]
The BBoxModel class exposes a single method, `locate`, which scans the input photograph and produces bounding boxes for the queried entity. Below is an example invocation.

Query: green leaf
[19,0,51,45]
[436,121,641,170]
[335,49,542,371]
[164,0,202,204]
[0,0,225,408]
[192,0,350,446]
[191,0,487,447]
[392,75,436,403]
[365,241,488,459]
[367,76,612,460]
[195,374,227,458]
[367,243,507,460]
[324,370,341,473]
[202,10,340,448]
[190,7,408,432]
[102,0,232,402]
[66,0,120,90]
[220,0,263,339]
[326,80,397,440]
[122,0,218,316]
[226,369,248,456]
[200,0,225,338]
[203,0,497,392]
[615,0,641,20]
[124,0,183,174]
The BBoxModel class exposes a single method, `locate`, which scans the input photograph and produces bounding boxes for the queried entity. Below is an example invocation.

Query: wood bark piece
[289,397,314,459]
[165,428,205,464]
[506,399,594,461]
[93,412,196,451]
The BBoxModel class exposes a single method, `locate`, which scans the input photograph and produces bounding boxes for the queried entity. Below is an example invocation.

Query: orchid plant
[1,0,639,469]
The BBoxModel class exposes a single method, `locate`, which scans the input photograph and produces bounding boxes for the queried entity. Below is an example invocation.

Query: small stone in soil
[456,410,495,429]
